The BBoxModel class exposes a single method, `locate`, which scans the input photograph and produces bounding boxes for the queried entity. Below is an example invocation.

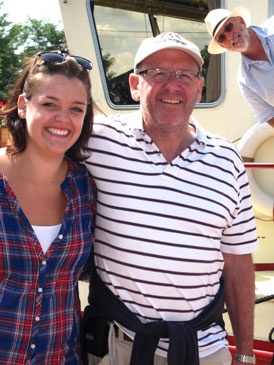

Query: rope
[223,296,274,363]
[269,327,274,365]
[269,327,274,343]
[255,294,274,305]
[223,293,274,313]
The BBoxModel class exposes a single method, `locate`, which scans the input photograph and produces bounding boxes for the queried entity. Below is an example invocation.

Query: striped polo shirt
[86,111,258,358]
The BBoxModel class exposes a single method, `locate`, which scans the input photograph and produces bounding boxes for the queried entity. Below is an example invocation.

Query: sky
[2,0,63,27]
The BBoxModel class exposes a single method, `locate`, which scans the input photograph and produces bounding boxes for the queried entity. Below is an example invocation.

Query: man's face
[215,16,250,52]
[129,49,203,133]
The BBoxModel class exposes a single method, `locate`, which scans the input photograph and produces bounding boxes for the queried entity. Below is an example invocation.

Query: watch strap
[234,353,256,364]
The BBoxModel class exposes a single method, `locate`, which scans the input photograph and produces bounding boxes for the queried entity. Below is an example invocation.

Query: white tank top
[32,224,62,254]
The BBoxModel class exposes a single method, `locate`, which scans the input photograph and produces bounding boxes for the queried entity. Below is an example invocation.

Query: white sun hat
[204,5,251,54]
[134,32,204,71]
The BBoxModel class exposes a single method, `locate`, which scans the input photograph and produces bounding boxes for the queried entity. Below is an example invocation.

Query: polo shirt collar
[129,110,207,149]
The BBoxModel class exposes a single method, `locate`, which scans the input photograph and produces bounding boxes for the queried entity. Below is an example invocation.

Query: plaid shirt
[0,160,96,364]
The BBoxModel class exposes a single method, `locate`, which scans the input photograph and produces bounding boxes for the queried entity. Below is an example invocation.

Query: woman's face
[18,73,88,158]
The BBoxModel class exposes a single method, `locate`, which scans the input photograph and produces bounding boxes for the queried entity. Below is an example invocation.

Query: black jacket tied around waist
[81,264,225,365]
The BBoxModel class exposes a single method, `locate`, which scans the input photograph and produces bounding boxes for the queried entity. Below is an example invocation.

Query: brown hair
[0,53,94,162]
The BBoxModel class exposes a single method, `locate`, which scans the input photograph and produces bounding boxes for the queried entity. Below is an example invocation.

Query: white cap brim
[134,33,204,71]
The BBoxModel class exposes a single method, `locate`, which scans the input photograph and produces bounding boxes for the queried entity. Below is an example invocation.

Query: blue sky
[2,0,63,27]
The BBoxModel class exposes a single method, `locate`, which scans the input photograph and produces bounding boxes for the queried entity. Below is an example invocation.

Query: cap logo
[156,32,187,46]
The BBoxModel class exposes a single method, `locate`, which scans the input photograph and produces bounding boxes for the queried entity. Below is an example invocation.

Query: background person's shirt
[238,17,274,124]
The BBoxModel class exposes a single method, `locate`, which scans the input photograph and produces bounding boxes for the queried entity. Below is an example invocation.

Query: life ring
[237,122,274,219]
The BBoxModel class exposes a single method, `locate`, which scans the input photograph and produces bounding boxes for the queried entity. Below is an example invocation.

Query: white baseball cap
[134,32,204,71]
[204,6,251,54]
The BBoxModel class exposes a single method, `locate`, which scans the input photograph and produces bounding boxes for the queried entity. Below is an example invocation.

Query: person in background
[0,51,96,364]
[205,5,274,128]
[81,32,258,365]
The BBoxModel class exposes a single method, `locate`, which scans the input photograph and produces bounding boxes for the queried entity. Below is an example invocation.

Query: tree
[0,1,66,101]
[14,18,66,59]
[0,1,21,101]
[102,51,116,80]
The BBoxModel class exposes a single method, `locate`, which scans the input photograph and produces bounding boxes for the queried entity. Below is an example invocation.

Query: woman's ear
[129,73,140,101]
[17,94,27,119]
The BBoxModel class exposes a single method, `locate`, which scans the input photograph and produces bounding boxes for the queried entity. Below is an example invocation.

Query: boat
[59,0,274,362]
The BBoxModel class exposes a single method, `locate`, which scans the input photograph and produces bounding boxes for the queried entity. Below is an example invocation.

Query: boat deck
[224,270,274,342]
[255,270,274,299]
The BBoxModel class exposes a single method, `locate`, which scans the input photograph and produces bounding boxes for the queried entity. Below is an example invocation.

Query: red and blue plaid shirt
[0,160,96,364]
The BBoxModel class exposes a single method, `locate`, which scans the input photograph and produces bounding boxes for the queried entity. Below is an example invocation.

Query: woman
[0,52,96,364]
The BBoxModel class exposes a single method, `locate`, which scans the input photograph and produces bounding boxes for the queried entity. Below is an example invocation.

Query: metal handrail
[244,163,274,169]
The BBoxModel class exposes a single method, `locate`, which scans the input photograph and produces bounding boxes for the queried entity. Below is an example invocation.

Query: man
[205,5,274,128]
[83,32,258,365]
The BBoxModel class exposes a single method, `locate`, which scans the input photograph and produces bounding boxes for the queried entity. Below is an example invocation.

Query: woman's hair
[0,53,94,162]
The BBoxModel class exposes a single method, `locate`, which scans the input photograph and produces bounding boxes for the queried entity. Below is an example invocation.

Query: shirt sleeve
[79,175,97,281]
[238,69,274,124]
[221,163,259,255]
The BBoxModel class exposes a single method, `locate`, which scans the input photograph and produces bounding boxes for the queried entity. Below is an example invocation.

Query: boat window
[90,0,223,108]
[269,0,274,16]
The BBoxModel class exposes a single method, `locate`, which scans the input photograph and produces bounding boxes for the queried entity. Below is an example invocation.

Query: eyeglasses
[136,68,201,83]
[217,22,233,44]
[36,52,93,70]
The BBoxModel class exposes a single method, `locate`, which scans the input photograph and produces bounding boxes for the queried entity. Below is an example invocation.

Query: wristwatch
[234,353,256,364]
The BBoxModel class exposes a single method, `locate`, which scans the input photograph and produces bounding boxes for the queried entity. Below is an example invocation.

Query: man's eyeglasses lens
[137,68,201,83]
[37,52,93,70]
[217,22,233,44]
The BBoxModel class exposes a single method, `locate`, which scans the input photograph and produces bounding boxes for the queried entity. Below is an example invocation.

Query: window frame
[87,0,226,111]
[269,0,274,16]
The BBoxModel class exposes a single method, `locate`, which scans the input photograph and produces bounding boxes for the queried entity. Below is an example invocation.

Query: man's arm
[223,253,255,363]
[238,72,274,125]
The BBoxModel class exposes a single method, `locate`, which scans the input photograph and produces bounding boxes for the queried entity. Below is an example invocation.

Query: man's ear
[129,73,140,101]
[195,77,204,104]
[238,16,246,26]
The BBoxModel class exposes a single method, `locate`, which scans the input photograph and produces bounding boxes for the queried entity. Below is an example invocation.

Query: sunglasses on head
[217,22,233,44]
[35,51,93,70]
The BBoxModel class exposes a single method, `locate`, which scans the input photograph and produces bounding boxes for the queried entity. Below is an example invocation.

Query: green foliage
[0,1,66,101]
[14,18,66,58]
[102,51,116,79]
[0,2,21,101]
[200,45,210,102]
[0,101,8,128]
